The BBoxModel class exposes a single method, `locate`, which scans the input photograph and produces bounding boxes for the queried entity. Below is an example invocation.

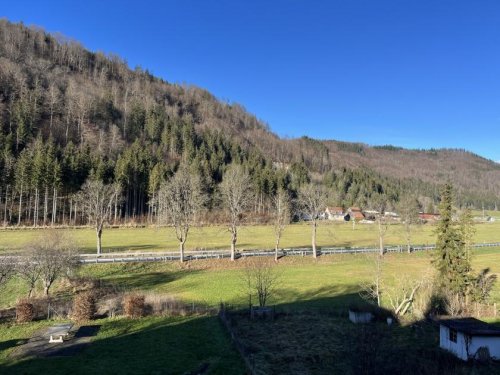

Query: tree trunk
[17,184,23,225]
[275,240,280,262]
[43,186,49,225]
[312,220,318,258]
[96,227,103,255]
[3,185,8,226]
[230,229,237,261]
[179,239,186,263]
[378,219,384,256]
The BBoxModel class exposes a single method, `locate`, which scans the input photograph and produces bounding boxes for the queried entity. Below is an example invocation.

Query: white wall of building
[440,325,500,360]
[440,325,468,360]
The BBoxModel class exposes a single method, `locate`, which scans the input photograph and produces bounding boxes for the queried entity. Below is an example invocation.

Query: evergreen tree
[433,184,471,297]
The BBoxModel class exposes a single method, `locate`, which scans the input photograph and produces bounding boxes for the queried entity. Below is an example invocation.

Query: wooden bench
[47,323,73,343]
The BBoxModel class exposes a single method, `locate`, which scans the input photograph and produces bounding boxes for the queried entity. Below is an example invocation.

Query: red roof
[327,206,344,214]
[351,211,365,220]
[418,213,440,220]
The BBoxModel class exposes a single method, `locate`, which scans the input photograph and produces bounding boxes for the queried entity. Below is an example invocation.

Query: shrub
[123,294,145,318]
[16,299,35,323]
[72,291,96,322]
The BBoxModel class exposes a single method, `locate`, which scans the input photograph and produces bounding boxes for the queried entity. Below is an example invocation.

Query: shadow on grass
[3,315,245,375]
[4,288,500,375]
[0,339,25,353]
[223,294,500,375]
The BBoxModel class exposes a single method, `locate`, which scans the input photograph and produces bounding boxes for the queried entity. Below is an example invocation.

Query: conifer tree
[433,184,471,297]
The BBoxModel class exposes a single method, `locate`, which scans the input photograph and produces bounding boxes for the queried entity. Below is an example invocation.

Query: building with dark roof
[439,317,500,360]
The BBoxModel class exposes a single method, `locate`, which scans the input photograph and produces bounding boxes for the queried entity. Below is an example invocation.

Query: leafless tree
[360,254,384,307]
[157,166,205,262]
[272,188,291,262]
[0,256,14,287]
[386,275,425,316]
[371,196,388,255]
[376,214,389,256]
[32,231,79,296]
[242,258,279,307]
[398,195,420,253]
[17,247,42,298]
[220,164,253,261]
[77,178,122,255]
[298,183,328,258]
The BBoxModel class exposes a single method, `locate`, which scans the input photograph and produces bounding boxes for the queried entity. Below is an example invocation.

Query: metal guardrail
[2,243,499,264]
[75,242,500,264]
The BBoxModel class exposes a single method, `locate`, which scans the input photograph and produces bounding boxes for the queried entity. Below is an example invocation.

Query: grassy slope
[0,316,244,374]
[0,221,499,254]
[3,248,499,310]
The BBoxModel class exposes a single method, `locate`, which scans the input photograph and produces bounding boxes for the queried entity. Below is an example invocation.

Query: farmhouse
[439,318,500,361]
[418,212,441,222]
[325,206,346,221]
[346,207,365,221]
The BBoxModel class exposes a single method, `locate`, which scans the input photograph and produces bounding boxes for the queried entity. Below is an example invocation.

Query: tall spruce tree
[433,184,471,297]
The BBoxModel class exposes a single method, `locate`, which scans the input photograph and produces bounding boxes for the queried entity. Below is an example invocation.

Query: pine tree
[433,184,471,297]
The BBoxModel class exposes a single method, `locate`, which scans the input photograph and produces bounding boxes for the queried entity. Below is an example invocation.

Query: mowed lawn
[0,220,499,254]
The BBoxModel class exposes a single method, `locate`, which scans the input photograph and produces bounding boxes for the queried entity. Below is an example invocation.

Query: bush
[123,294,145,318]
[16,299,35,323]
[72,291,96,322]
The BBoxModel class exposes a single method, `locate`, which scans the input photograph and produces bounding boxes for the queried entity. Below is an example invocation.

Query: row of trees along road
[74,162,355,262]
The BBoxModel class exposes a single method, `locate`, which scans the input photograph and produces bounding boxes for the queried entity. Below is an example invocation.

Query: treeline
[0,20,497,227]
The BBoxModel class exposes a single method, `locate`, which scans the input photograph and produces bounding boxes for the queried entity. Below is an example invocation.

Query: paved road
[77,242,500,264]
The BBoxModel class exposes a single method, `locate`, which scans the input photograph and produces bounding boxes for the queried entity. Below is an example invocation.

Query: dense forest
[0,20,498,226]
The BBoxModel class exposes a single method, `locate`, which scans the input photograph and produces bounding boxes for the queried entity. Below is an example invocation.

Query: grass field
[0,316,244,374]
[1,219,500,374]
[2,248,500,310]
[2,250,500,374]
[0,220,499,254]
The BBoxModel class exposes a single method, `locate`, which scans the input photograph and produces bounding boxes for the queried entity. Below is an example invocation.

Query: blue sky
[3,0,500,161]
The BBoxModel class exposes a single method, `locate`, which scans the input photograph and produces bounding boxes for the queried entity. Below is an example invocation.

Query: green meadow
[0,220,499,254]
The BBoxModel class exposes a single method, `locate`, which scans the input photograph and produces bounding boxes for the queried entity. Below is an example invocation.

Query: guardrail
[75,242,500,264]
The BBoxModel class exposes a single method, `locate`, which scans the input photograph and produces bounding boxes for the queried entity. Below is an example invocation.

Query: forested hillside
[0,20,498,226]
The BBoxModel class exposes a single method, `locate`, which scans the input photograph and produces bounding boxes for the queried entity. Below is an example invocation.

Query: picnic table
[47,323,73,343]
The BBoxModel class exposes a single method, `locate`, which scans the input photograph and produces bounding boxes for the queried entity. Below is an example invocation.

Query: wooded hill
[0,20,498,226]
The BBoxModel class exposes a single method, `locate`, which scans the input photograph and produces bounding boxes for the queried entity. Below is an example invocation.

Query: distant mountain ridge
[0,19,498,222]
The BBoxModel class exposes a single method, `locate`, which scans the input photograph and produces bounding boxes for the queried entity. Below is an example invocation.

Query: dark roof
[440,318,500,336]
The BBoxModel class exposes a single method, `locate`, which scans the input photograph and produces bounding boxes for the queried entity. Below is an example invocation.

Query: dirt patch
[11,324,101,359]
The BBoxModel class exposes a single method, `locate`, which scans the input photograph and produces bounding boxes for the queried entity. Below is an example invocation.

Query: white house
[325,207,345,221]
[439,318,500,361]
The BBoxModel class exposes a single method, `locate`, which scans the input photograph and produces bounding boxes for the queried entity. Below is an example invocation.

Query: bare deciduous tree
[386,275,425,316]
[33,231,79,296]
[377,214,389,256]
[220,164,253,261]
[272,188,291,262]
[242,258,279,307]
[398,195,420,253]
[360,254,384,307]
[17,248,42,298]
[0,256,14,287]
[298,183,328,258]
[77,178,121,255]
[157,166,205,262]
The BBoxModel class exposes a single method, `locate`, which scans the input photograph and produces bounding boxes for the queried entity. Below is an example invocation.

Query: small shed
[439,318,500,361]
[349,309,373,324]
